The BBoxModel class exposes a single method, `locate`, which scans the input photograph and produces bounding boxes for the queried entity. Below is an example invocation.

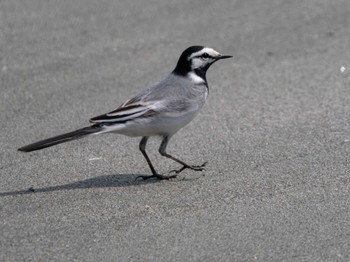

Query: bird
[18,45,232,180]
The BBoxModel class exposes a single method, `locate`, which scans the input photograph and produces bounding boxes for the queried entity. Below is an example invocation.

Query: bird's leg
[135,136,177,180]
[159,136,207,175]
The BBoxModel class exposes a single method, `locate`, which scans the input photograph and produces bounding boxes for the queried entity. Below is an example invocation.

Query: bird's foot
[135,173,178,181]
[169,161,207,175]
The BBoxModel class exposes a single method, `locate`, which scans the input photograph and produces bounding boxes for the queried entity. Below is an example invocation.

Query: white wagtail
[18,46,232,180]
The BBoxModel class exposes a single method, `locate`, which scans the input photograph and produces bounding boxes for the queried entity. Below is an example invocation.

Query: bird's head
[172,46,232,81]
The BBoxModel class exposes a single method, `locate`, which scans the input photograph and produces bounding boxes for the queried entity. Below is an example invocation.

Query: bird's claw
[135,173,177,181]
[135,162,208,181]
[169,161,208,174]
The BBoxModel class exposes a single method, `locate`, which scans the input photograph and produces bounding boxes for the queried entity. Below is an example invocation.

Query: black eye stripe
[193,53,211,59]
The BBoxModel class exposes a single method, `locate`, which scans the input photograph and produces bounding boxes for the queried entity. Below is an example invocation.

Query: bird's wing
[90,75,199,124]
[89,98,158,124]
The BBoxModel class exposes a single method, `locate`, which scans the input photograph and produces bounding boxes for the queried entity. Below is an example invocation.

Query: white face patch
[190,57,206,70]
[188,47,221,70]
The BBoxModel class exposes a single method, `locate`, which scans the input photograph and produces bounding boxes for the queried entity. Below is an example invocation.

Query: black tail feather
[18,125,103,152]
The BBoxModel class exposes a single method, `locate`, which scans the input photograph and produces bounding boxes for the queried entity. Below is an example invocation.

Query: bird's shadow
[0,173,173,197]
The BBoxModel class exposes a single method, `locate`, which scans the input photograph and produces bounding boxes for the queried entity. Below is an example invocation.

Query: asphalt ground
[1,0,350,261]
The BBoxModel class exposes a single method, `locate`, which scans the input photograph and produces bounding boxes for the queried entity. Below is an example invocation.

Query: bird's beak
[216,55,233,60]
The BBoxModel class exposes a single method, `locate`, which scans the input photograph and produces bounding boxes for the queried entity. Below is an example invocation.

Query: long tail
[18,125,103,152]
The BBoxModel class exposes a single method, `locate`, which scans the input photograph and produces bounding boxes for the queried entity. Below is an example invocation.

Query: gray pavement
[1,0,350,261]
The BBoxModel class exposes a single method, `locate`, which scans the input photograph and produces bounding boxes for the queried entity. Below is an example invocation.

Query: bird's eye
[202,53,210,59]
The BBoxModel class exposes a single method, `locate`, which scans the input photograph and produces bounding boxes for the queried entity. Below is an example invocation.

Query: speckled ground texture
[1,0,350,261]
